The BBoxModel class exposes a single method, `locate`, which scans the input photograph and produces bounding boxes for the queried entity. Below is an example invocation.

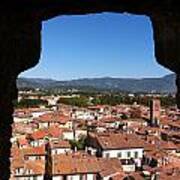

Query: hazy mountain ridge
[17,74,176,93]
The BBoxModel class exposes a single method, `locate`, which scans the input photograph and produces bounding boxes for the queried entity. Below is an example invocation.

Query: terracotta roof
[29,129,48,140]
[168,121,180,128]
[25,160,45,175]
[51,140,71,149]
[13,160,45,176]
[11,146,23,159]
[29,126,64,140]
[22,146,46,156]
[111,173,125,180]
[53,153,123,176]
[123,172,144,180]
[145,149,167,159]
[100,117,121,123]
[11,157,24,169]
[159,173,180,180]
[48,126,63,138]
[37,112,70,124]
[98,159,123,177]
[160,141,178,150]
[13,123,34,134]
[143,141,156,152]
[92,132,144,150]
[17,138,29,146]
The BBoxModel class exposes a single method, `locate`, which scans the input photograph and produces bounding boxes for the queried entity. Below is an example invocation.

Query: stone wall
[0,14,41,179]
[0,0,179,178]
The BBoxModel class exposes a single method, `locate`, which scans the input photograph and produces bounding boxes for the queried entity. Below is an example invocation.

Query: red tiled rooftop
[22,146,46,156]
[29,129,48,140]
[17,138,29,146]
[37,112,70,124]
[92,132,144,150]
[48,126,63,138]
[51,140,71,149]
[53,153,122,176]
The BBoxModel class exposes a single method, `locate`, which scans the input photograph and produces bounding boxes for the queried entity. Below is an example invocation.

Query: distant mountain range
[17,74,176,93]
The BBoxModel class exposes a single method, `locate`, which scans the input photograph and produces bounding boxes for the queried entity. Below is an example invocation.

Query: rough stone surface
[0,15,41,178]
[0,0,180,178]
[150,14,180,107]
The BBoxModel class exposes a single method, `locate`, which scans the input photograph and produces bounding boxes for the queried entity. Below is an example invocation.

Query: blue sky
[20,13,171,80]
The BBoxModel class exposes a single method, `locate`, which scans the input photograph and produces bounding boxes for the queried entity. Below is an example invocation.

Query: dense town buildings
[10,91,180,179]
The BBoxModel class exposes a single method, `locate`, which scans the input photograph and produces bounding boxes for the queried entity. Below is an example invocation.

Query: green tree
[69,135,87,150]
[58,96,89,107]
[14,99,48,108]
